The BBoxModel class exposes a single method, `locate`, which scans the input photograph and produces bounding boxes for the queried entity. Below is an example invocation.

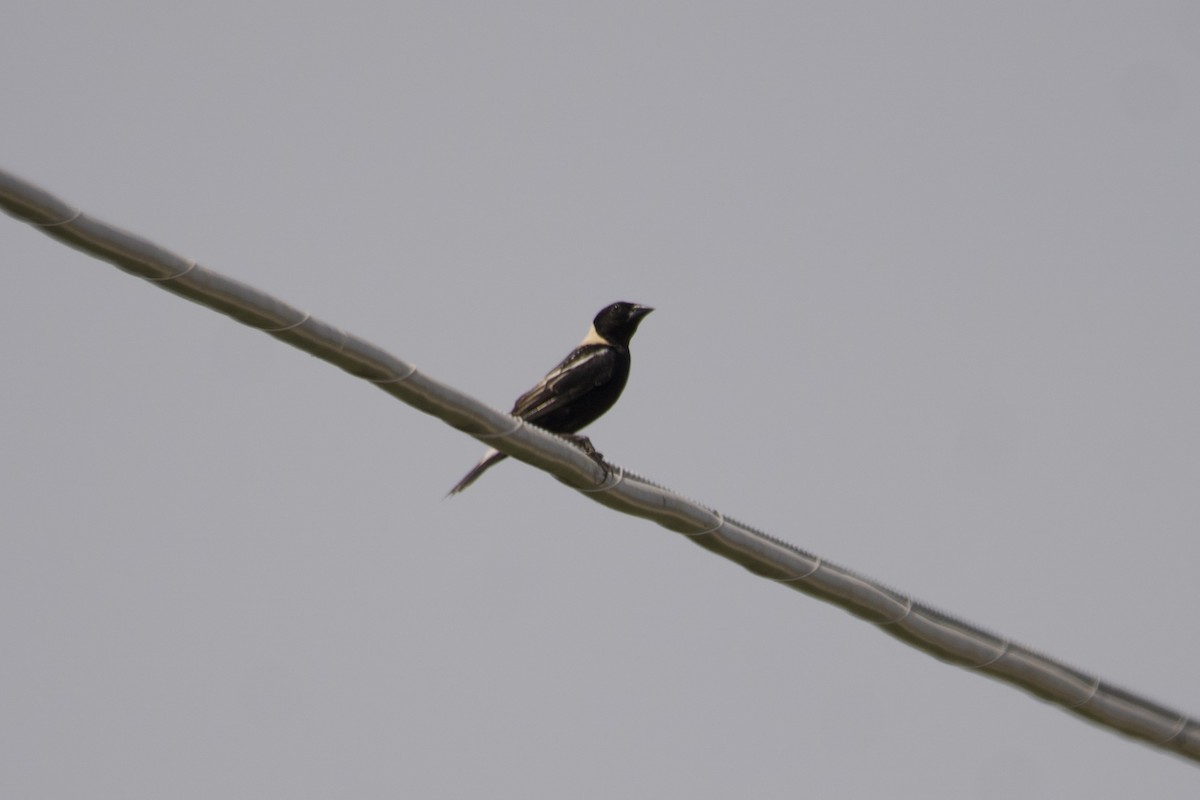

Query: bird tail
[446,448,508,496]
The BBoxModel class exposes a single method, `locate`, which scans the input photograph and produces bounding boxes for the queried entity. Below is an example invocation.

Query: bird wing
[510,346,616,422]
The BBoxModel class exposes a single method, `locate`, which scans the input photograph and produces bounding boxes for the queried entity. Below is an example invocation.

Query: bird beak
[631,305,654,319]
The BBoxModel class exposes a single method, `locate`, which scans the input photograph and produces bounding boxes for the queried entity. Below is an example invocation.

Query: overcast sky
[3,2,1199,796]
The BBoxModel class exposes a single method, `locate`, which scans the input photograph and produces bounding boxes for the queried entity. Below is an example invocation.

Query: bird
[447,301,654,495]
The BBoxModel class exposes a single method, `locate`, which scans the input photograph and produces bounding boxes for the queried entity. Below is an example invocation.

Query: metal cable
[2,167,1196,765]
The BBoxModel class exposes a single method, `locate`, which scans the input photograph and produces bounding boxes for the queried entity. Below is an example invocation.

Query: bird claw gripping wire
[562,433,604,465]
[559,432,618,486]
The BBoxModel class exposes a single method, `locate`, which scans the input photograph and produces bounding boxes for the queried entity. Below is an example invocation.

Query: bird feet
[562,434,606,466]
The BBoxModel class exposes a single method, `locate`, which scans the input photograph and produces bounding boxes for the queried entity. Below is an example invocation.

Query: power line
[2,167,1196,765]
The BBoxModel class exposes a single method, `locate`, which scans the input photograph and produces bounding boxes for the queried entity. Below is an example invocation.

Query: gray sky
[3,2,1198,796]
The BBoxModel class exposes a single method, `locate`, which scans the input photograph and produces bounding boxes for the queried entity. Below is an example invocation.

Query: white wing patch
[512,347,613,419]
[543,348,608,386]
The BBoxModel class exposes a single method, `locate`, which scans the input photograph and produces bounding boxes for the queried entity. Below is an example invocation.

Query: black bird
[448,301,654,495]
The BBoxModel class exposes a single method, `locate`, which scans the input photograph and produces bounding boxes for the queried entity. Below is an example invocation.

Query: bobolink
[448,301,654,495]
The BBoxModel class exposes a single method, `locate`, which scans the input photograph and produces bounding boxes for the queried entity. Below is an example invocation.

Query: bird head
[592,302,654,347]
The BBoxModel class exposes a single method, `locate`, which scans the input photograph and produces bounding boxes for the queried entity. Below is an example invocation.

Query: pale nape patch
[579,324,611,346]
